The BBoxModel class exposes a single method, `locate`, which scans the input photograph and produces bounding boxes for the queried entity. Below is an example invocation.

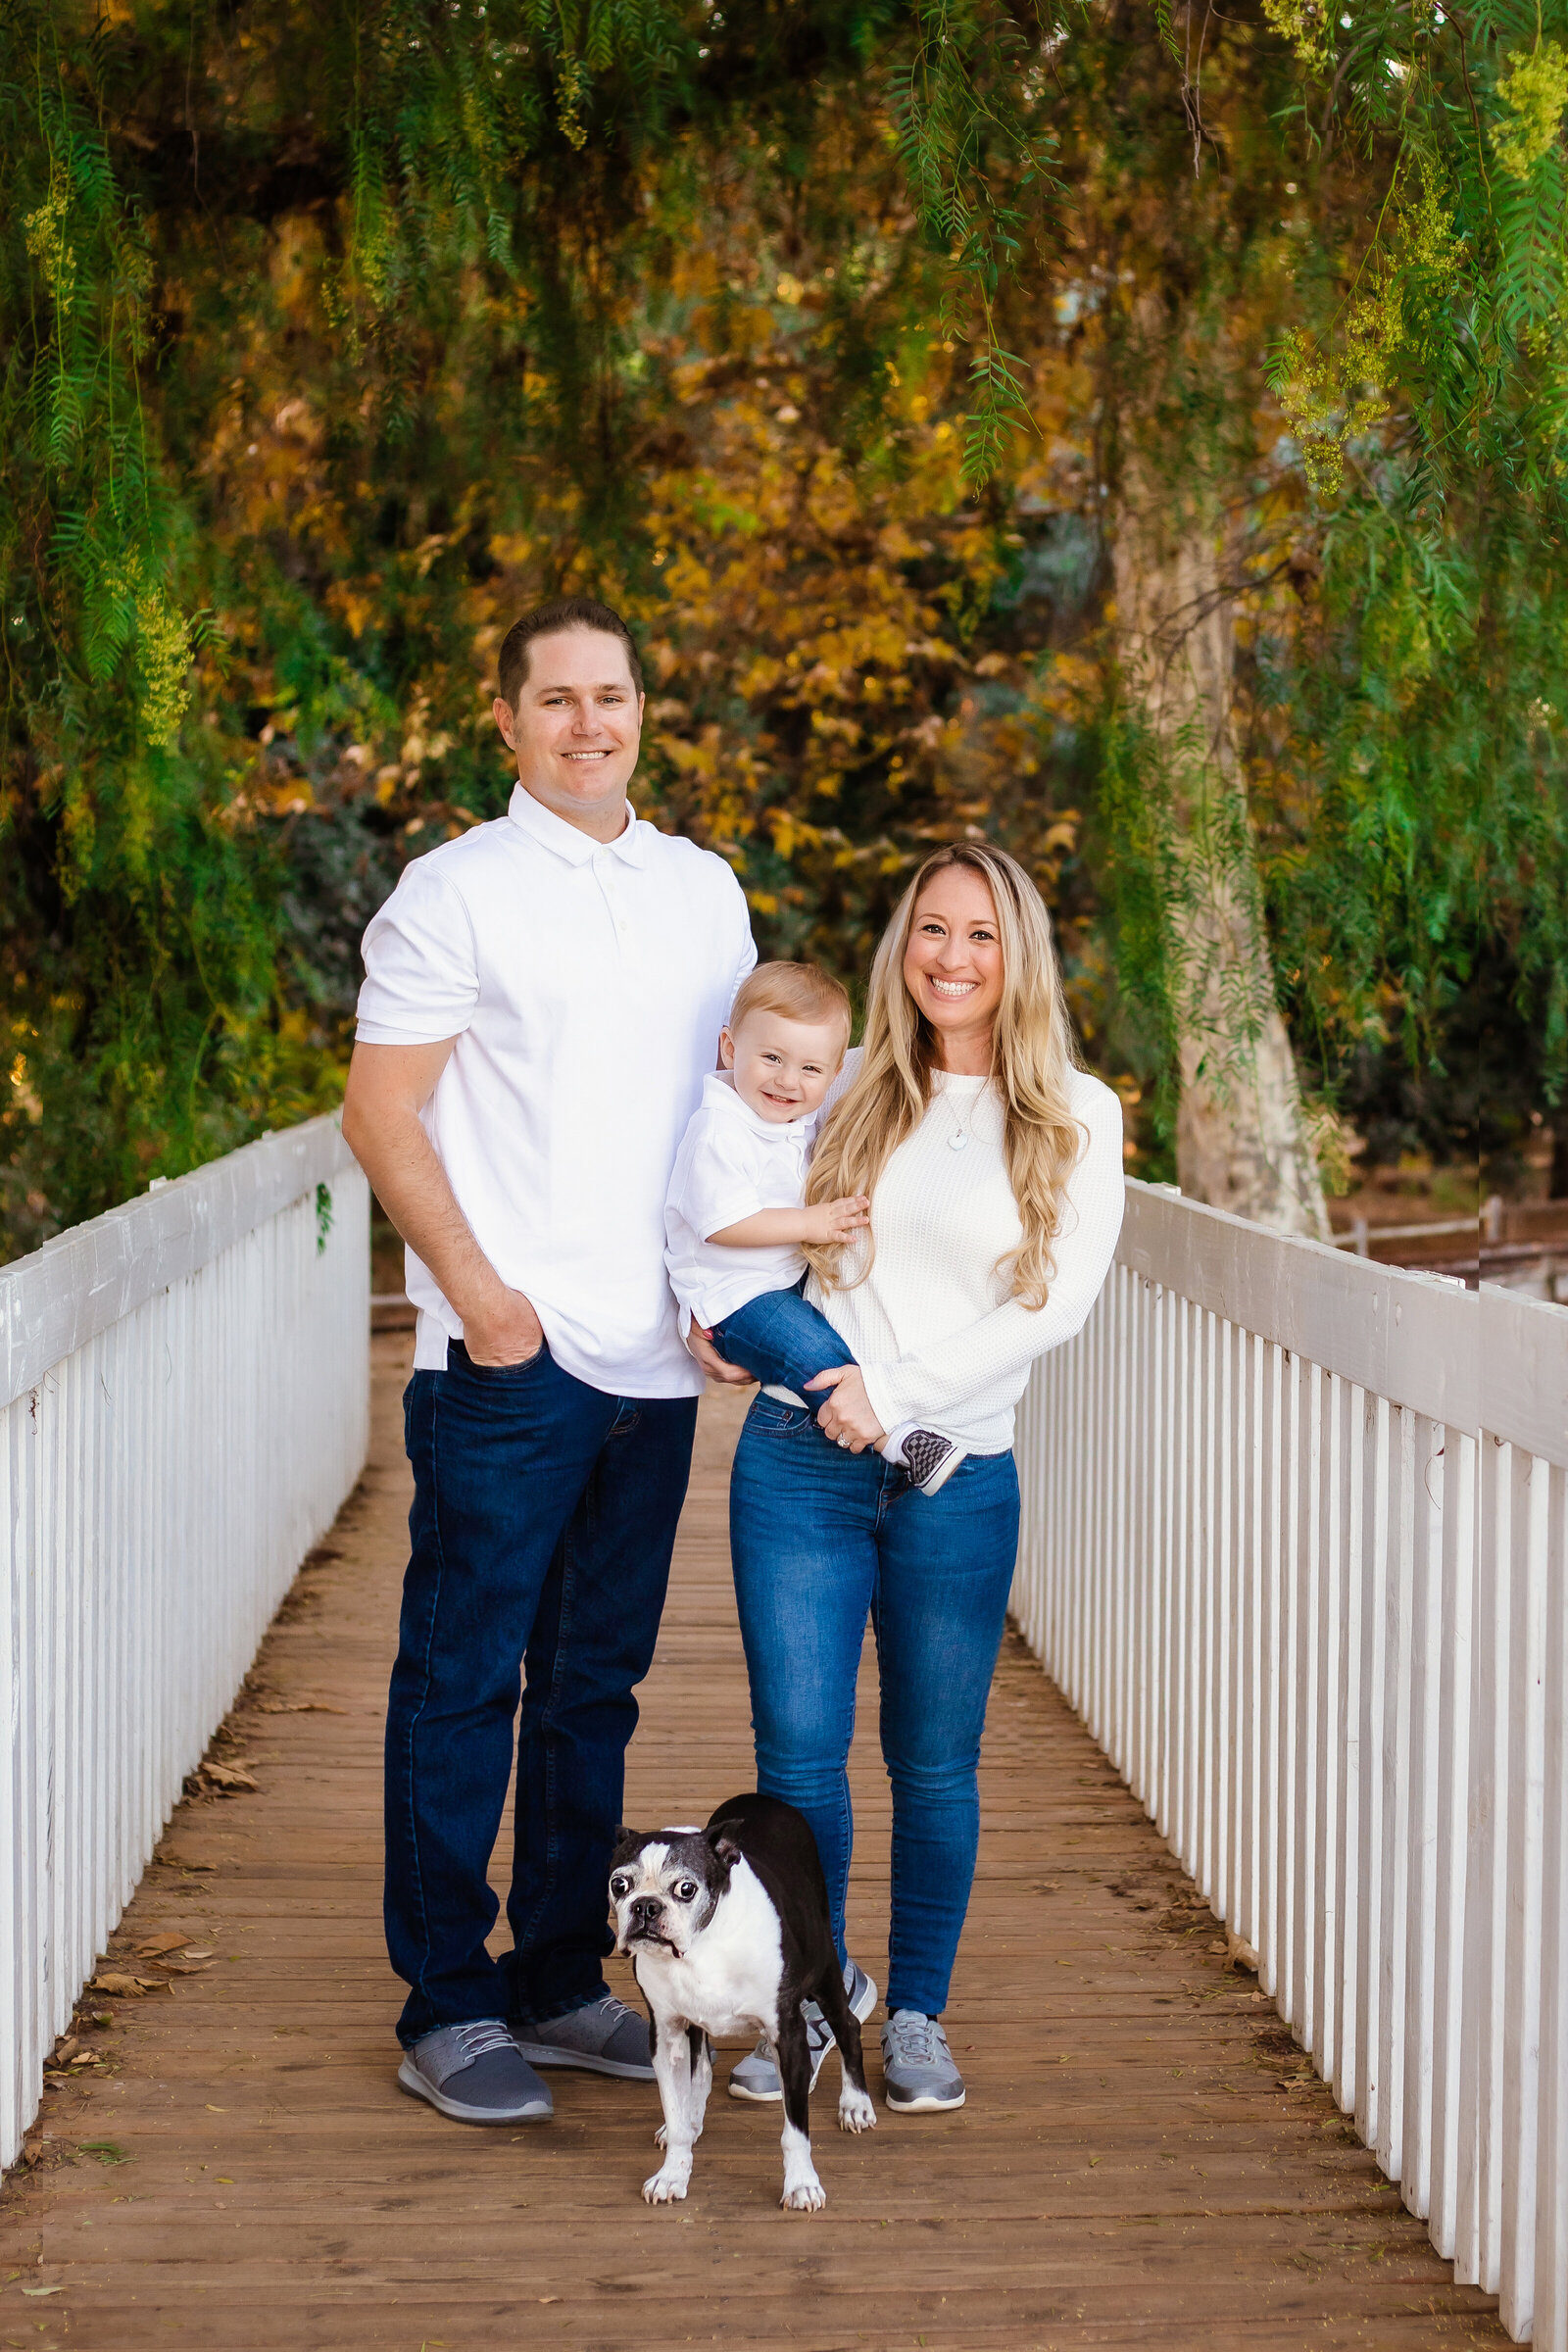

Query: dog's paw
[780,2175,826,2213]
[642,2165,691,2205]
[838,2086,877,2133]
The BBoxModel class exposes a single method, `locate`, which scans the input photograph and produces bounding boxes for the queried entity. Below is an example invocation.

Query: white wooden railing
[1013,1180,1568,2351]
[0,1116,369,2171]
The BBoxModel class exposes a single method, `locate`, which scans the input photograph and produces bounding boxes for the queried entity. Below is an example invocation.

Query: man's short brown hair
[498,598,645,709]
[728,961,853,1049]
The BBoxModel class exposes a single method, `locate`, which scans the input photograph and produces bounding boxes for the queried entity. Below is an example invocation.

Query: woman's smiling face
[902,864,1005,1068]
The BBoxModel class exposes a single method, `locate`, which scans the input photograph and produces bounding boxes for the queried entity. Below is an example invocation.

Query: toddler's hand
[804,1195,871,1246]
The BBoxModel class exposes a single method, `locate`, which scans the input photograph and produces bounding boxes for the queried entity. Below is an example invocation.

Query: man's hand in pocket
[463,1287,545,1368]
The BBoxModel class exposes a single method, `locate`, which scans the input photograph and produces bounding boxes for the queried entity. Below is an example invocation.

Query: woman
[724,843,1124,2113]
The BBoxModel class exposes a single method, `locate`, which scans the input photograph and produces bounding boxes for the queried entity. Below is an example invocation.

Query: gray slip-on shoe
[728,1958,878,2103]
[880,2009,966,2111]
[397,2019,554,2124]
[514,1993,655,2081]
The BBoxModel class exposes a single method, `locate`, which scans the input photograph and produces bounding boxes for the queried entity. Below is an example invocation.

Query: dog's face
[609,1827,738,1961]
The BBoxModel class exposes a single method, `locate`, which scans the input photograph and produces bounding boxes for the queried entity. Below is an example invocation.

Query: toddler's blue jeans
[710,1282,858,1408]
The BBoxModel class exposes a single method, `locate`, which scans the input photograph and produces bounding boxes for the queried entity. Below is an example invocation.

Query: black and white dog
[610,1792,876,2210]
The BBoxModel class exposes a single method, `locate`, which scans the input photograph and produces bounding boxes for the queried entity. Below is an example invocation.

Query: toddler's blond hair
[728,960,852,1049]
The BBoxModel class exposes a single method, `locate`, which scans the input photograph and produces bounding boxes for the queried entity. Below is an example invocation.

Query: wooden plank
[0,1338,1509,2349]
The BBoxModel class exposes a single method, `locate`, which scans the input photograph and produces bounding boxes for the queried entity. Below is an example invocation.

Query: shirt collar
[506,783,645,867]
[702,1068,813,1144]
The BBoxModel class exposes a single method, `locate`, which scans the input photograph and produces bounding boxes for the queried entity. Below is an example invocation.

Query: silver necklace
[946,1089,973,1152]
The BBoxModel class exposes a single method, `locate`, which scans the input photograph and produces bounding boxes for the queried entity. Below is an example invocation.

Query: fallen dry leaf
[200,1762,259,1793]
[256,1699,347,1715]
[157,1852,217,1871]
[53,2037,79,2066]
[70,2053,99,2068]
[22,2284,64,2297]
[162,1959,216,1975]
[90,1974,146,1998]
[135,1932,190,1958]
[205,2104,227,2113]
[181,1947,217,1961]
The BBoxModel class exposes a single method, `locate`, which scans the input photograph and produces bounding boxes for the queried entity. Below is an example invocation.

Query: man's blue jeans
[387,1341,698,2047]
[728,1393,1019,2018]
[710,1283,856,1406]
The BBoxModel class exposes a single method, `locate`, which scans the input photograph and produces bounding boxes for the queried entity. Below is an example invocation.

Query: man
[342,597,754,2126]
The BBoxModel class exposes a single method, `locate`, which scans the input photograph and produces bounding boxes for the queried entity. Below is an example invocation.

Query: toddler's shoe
[900,1428,968,1495]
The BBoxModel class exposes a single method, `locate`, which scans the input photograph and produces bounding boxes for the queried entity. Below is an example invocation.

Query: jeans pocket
[452,1338,549,1381]
[747,1394,812,1435]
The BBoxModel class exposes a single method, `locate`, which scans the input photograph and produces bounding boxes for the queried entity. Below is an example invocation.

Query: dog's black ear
[710,1834,743,1871]
[610,1826,641,1865]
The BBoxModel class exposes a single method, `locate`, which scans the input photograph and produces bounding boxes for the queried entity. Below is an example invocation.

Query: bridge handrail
[1013,1178,1567,2351]
[0,1115,369,2171]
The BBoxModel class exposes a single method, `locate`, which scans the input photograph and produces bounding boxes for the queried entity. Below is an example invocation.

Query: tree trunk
[1112,497,1332,1241]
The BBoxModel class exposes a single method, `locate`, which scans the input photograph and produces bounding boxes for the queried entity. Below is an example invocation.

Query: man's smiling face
[493,627,645,840]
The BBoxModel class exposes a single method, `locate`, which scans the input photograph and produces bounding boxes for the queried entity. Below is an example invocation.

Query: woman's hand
[805,1364,885,1452]
[800,1194,871,1247]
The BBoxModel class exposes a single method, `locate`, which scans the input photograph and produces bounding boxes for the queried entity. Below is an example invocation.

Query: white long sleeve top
[806,1058,1125,1453]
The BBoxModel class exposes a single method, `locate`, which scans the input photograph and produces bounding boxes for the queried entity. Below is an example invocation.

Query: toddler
[664,960,965,1495]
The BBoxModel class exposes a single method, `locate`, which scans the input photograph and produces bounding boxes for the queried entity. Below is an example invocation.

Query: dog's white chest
[635,1861,785,2042]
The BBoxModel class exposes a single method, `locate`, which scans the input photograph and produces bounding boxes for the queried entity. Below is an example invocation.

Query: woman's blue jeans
[729,1393,1020,2018]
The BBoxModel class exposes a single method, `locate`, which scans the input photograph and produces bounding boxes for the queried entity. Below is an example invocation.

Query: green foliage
[1232,0,1568,1118]
[3,0,1565,1256]
[0,0,1066,1257]
[893,0,1059,486]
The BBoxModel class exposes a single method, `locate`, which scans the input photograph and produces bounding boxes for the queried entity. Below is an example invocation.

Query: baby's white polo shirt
[355,783,756,1396]
[664,1071,814,1335]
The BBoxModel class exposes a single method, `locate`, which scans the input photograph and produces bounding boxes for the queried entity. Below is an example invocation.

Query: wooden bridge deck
[0,1335,1509,2350]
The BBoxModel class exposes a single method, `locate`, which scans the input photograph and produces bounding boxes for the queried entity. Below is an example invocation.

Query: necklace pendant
[948,1129,969,1152]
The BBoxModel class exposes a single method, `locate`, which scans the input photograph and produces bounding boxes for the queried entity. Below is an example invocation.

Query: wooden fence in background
[0,1117,369,2171]
[1013,1181,1568,2351]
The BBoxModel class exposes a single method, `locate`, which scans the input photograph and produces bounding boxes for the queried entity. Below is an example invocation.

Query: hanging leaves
[893,0,1058,487]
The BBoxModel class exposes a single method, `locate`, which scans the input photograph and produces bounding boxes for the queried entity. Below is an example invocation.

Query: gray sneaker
[398,2020,554,2124]
[728,1958,877,2103]
[513,1993,655,2081]
[881,2009,965,2111]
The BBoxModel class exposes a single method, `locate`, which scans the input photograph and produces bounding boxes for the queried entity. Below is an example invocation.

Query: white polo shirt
[664,1071,814,1335]
[355,784,756,1395]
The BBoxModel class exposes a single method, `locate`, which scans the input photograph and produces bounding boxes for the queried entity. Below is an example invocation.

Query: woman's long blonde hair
[805,843,1085,1310]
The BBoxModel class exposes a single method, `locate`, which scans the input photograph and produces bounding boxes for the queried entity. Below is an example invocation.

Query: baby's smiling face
[720,1007,848,1124]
